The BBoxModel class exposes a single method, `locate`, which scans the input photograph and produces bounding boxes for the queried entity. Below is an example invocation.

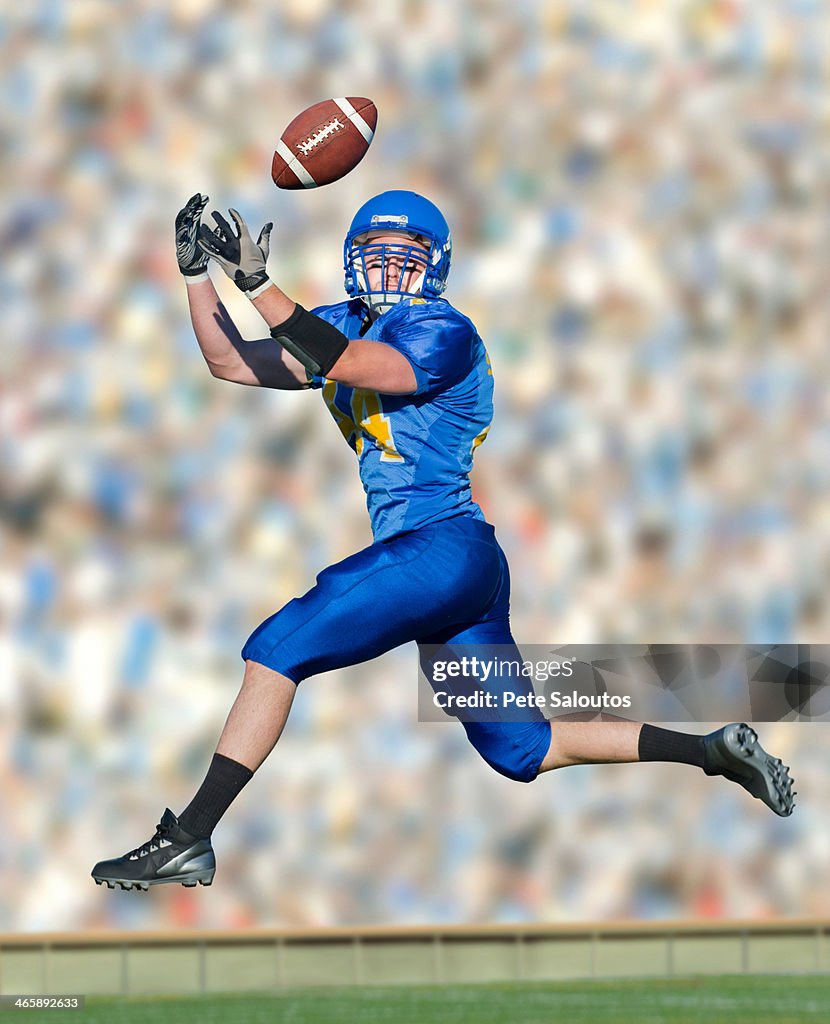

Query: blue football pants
[242,514,551,782]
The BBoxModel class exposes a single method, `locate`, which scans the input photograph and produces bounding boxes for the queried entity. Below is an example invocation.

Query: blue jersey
[309,296,493,542]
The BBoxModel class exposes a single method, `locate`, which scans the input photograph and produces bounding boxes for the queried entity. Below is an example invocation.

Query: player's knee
[463,720,550,784]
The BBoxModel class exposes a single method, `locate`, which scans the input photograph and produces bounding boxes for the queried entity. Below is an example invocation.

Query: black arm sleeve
[269,305,349,377]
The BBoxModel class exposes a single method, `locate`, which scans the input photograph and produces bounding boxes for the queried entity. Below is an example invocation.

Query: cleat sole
[704,723,796,817]
[92,870,215,890]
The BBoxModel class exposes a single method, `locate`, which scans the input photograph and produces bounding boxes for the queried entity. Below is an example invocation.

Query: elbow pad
[269,305,349,377]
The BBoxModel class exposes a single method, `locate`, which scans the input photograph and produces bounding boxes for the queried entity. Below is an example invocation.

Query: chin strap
[364,292,406,316]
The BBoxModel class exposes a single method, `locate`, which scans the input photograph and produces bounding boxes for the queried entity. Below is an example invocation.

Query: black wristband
[234,267,270,293]
[269,305,349,377]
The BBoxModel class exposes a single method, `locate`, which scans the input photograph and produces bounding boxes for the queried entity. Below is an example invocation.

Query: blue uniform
[242,297,551,783]
[310,296,493,541]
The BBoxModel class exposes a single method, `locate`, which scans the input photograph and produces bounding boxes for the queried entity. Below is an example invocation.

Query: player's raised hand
[175,193,211,277]
[198,208,273,297]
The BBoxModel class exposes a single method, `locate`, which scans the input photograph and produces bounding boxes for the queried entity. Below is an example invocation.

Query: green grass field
[15,976,830,1024]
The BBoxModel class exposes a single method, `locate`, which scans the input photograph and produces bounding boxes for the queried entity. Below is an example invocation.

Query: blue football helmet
[344,190,452,314]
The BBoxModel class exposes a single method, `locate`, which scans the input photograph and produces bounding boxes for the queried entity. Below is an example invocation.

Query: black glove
[175,193,210,277]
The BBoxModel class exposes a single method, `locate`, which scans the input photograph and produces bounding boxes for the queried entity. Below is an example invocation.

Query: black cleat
[91,809,215,890]
[703,723,795,817]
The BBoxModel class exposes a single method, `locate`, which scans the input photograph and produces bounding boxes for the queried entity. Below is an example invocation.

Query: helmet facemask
[345,231,434,316]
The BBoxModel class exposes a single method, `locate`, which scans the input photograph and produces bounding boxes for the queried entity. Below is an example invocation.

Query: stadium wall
[0,921,827,996]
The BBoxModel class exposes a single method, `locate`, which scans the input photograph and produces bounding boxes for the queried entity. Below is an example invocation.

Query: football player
[91,191,795,890]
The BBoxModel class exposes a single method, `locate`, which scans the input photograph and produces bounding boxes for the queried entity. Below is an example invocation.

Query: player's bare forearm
[186,277,244,371]
[249,281,298,328]
[186,279,308,389]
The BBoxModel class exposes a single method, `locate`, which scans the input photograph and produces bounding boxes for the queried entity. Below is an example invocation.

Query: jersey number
[323,383,404,463]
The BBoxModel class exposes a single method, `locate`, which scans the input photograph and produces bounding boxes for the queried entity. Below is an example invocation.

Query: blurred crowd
[2,0,829,932]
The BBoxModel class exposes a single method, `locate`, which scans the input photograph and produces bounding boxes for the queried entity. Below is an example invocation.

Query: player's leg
[425,632,794,816]
[417,540,554,785]
[92,517,508,889]
[214,659,296,772]
[170,659,296,837]
[539,720,641,768]
[539,720,714,769]
[537,720,794,816]
[540,721,729,770]
[420,543,794,816]
[91,659,294,891]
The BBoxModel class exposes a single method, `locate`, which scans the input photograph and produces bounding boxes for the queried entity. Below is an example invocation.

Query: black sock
[178,753,254,838]
[638,724,705,768]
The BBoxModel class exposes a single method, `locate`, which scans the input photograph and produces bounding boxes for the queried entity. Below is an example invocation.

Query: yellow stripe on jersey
[323,380,359,447]
[471,425,490,452]
[323,382,404,463]
[353,389,404,463]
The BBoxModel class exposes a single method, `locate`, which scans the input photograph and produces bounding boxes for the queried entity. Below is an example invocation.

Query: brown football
[271,97,377,190]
